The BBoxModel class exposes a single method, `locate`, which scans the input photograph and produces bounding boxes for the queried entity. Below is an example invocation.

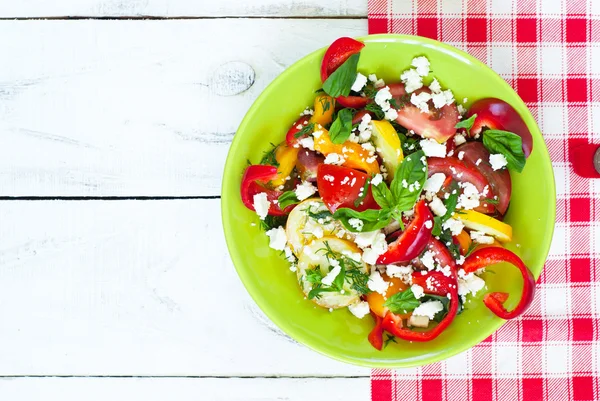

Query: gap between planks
[0,375,368,378]
[0,16,367,20]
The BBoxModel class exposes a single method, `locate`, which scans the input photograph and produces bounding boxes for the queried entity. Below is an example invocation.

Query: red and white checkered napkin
[368,0,600,400]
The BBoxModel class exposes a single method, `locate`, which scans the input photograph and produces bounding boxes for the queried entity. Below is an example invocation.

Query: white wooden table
[0,1,375,399]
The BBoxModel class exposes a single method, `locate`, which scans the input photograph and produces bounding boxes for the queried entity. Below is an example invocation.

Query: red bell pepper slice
[463,247,536,319]
[368,312,384,351]
[377,200,434,264]
[240,165,290,216]
[320,37,365,82]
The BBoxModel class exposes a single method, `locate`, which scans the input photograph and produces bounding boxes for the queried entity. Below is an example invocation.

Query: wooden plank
[0,377,371,400]
[0,199,369,377]
[0,0,367,18]
[0,19,366,197]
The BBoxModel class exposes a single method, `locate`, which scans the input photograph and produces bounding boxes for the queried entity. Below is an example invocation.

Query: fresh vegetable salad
[240,37,536,350]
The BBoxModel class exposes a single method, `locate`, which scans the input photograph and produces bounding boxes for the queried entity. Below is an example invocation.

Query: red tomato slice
[320,37,365,82]
[457,142,512,215]
[336,95,370,109]
[297,149,324,182]
[466,98,533,158]
[387,83,459,143]
[427,156,495,214]
[285,116,311,147]
[317,164,379,213]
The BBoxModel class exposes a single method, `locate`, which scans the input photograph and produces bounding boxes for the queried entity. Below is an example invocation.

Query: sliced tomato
[296,149,324,182]
[316,164,379,213]
[285,116,312,147]
[427,156,495,214]
[466,98,533,158]
[321,37,365,82]
[337,95,370,109]
[457,141,512,215]
[387,83,459,143]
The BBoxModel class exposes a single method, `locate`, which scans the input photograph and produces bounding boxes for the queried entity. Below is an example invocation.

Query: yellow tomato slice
[455,209,513,243]
[311,94,335,126]
[370,120,403,180]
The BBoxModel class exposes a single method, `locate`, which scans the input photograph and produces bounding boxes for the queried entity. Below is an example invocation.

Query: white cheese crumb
[351,72,368,92]
[429,196,447,216]
[295,181,317,201]
[489,153,508,171]
[424,220,433,229]
[384,107,399,121]
[442,218,464,236]
[457,182,481,210]
[442,89,455,105]
[420,138,447,157]
[367,270,389,295]
[471,231,495,244]
[431,91,448,109]
[413,300,444,319]
[374,78,386,88]
[429,78,441,93]
[400,68,423,93]
[375,86,393,111]
[457,104,466,115]
[266,226,287,251]
[411,56,430,76]
[284,246,296,263]
[423,173,446,194]
[458,273,485,298]
[386,264,413,277]
[321,263,342,286]
[368,73,378,82]
[348,301,370,319]
[411,284,425,299]
[475,158,482,166]
[361,142,375,155]
[457,151,465,160]
[454,133,467,146]
[410,91,432,113]
[348,218,364,232]
[324,153,346,165]
[323,174,335,182]
[358,113,372,142]
[253,192,270,220]
[313,130,323,139]
[421,250,436,270]
[298,137,315,151]
[361,232,388,265]
[371,173,384,186]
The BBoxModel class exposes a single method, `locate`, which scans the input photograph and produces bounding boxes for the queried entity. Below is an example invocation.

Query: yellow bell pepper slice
[313,125,380,175]
[370,120,404,180]
[311,94,335,126]
[271,142,299,187]
[454,209,513,243]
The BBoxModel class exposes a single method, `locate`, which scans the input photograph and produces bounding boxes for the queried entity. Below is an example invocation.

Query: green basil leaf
[383,288,420,314]
[440,181,460,222]
[432,216,443,237]
[420,294,451,322]
[371,182,395,209]
[389,150,428,212]
[329,108,354,144]
[278,191,299,209]
[333,207,392,233]
[454,114,477,135]
[322,53,360,98]
[482,129,526,173]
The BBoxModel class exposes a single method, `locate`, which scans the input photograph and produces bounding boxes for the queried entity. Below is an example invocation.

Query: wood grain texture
[0,0,367,18]
[0,19,367,197]
[0,199,370,376]
[0,377,371,400]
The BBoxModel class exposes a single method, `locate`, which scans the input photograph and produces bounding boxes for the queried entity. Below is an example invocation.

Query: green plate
[221,34,556,367]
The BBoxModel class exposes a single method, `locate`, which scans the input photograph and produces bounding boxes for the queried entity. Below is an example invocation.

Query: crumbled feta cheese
[361,232,388,265]
[431,91,448,109]
[457,182,481,210]
[442,218,464,236]
[457,104,466,115]
[323,174,335,182]
[423,173,446,194]
[384,107,399,120]
[412,56,430,76]
[489,153,508,171]
[348,218,364,232]
[457,151,465,161]
[358,114,372,142]
[366,156,378,164]
[354,230,379,248]
[475,158,482,166]
[266,226,287,251]
[351,72,368,92]
[411,284,425,299]
[410,91,432,113]
[400,68,423,93]
[429,78,441,93]
[421,250,436,270]
[324,153,345,165]
[442,89,455,105]
[253,192,270,220]
[313,130,323,139]
[367,270,389,295]
[374,79,386,88]
[301,108,314,116]
[321,263,342,286]
[454,133,467,146]
[342,250,362,263]
[387,264,413,277]
[471,231,495,244]
[289,264,297,272]
[371,174,384,186]
[348,301,370,319]
[361,142,375,155]
[413,300,444,319]
[429,196,447,216]
[368,74,378,82]
[456,255,465,265]
[298,137,314,151]
[312,226,324,239]
[284,246,296,263]
[420,138,447,157]
[348,133,359,143]
[341,176,350,185]
[375,86,393,111]
[458,273,485,298]
[295,181,317,201]
[424,220,433,229]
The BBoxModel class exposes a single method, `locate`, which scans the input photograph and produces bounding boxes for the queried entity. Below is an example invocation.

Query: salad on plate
[239,37,536,350]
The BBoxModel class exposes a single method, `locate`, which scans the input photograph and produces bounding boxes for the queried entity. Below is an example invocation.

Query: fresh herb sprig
[322,53,360,98]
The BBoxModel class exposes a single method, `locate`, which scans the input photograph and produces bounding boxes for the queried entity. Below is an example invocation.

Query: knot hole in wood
[210,61,255,96]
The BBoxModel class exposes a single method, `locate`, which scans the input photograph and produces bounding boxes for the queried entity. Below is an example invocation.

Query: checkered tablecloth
[368,1,600,400]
